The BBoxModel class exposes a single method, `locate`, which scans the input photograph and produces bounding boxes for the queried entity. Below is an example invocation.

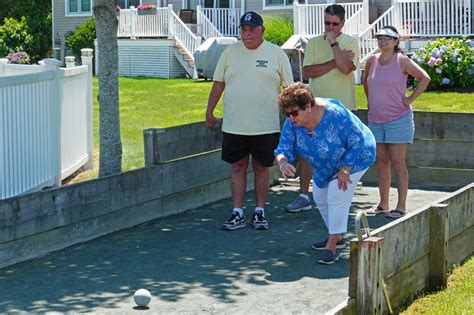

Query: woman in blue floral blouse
[275,83,376,264]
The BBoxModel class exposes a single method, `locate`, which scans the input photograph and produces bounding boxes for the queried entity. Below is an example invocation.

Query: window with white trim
[116,0,141,9]
[68,0,92,15]
[263,0,304,10]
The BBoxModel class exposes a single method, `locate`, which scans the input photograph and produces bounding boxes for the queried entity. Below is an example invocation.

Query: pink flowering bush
[411,37,474,90]
[6,51,30,64]
[137,3,157,10]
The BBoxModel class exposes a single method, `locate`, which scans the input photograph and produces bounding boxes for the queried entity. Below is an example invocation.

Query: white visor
[375,28,400,38]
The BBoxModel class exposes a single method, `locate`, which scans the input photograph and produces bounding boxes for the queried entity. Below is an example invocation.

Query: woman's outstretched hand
[279,161,296,179]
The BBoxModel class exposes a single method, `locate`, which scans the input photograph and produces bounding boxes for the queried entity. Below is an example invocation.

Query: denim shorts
[368,111,414,144]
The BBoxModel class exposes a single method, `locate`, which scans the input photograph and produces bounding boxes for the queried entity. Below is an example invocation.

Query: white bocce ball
[133,289,151,307]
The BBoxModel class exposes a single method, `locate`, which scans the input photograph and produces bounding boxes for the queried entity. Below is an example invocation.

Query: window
[117,0,142,8]
[263,0,304,10]
[68,0,92,15]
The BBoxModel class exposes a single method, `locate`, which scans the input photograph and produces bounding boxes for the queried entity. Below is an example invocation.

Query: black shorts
[222,132,280,167]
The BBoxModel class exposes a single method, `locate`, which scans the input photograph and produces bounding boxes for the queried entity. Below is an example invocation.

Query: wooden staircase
[173,42,197,78]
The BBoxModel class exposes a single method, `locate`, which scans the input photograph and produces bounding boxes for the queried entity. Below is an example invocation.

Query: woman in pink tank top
[363,26,430,219]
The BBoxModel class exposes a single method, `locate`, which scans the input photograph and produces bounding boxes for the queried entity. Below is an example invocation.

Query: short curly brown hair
[278,83,315,113]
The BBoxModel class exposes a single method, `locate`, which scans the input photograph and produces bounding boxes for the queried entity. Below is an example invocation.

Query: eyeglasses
[377,35,396,41]
[324,21,340,27]
[285,110,300,118]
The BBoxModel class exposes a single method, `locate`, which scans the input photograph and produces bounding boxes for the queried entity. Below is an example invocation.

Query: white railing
[0,53,93,199]
[397,0,472,37]
[196,6,223,40]
[169,7,201,58]
[293,1,368,36]
[199,8,240,37]
[343,2,369,36]
[358,5,396,64]
[118,8,170,38]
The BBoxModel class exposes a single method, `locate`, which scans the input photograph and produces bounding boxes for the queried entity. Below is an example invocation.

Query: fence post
[362,0,369,30]
[43,58,63,187]
[81,48,94,171]
[0,58,8,75]
[429,204,449,289]
[130,7,137,39]
[391,0,400,29]
[293,1,300,35]
[356,236,385,314]
[65,56,75,68]
[168,4,174,36]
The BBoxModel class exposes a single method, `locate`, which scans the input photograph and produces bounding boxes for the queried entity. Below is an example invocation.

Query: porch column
[293,0,300,35]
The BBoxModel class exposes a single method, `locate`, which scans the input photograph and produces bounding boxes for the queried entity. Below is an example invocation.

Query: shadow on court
[0,185,449,314]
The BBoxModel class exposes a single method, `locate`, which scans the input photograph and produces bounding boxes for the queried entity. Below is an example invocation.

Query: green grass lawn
[402,256,474,314]
[71,77,472,183]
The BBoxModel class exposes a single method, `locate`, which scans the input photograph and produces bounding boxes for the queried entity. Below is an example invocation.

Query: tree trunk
[94,0,122,177]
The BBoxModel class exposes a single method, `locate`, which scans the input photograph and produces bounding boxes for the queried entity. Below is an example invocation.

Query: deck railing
[196,6,223,40]
[118,7,170,38]
[397,0,472,37]
[169,7,201,57]
[0,52,93,199]
[199,8,240,37]
[293,1,368,36]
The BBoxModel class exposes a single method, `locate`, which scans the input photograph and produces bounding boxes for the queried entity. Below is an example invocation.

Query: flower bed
[411,37,474,91]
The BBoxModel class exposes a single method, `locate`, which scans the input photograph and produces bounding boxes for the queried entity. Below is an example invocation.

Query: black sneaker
[311,238,345,250]
[252,210,269,230]
[317,249,339,265]
[222,212,246,230]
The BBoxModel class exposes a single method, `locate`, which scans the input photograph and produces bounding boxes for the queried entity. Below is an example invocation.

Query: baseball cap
[375,27,400,38]
[239,11,263,27]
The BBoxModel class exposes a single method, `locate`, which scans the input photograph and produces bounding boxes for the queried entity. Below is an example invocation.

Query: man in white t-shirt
[206,11,293,231]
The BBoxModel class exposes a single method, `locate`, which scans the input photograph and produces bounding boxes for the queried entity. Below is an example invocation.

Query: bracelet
[340,167,350,174]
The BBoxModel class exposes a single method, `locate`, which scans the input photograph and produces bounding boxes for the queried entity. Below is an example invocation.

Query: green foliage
[263,15,293,46]
[0,0,51,63]
[0,17,33,58]
[65,17,96,62]
[402,256,474,314]
[411,37,474,90]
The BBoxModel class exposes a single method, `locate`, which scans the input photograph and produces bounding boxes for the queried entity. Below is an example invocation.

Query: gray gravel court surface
[0,185,450,314]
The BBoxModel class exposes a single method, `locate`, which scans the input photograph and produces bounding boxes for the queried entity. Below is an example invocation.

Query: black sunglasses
[285,110,300,118]
[377,35,396,41]
[324,21,340,27]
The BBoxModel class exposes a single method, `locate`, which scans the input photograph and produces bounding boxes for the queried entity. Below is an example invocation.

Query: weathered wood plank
[363,166,474,190]
[144,121,223,165]
[447,187,474,239]
[162,172,255,218]
[356,237,384,315]
[0,166,163,243]
[384,254,430,311]
[407,139,474,169]
[372,210,431,277]
[348,240,358,298]
[429,204,448,289]
[355,110,474,141]
[447,225,474,266]
[0,198,163,269]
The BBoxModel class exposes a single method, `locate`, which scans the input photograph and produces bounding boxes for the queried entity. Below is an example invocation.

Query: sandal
[385,209,408,219]
[366,205,388,214]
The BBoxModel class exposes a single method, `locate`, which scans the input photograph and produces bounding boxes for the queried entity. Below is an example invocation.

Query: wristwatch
[330,41,339,47]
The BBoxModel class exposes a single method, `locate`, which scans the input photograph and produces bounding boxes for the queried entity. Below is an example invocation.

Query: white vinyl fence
[0,50,93,199]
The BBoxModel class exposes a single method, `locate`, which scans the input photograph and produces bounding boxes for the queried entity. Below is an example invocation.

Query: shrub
[0,17,33,58]
[6,51,30,64]
[411,37,474,90]
[65,17,96,62]
[263,15,293,46]
[0,0,51,63]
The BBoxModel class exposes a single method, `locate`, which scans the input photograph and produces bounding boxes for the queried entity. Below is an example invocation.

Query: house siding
[95,39,186,78]
[53,0,93,61]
